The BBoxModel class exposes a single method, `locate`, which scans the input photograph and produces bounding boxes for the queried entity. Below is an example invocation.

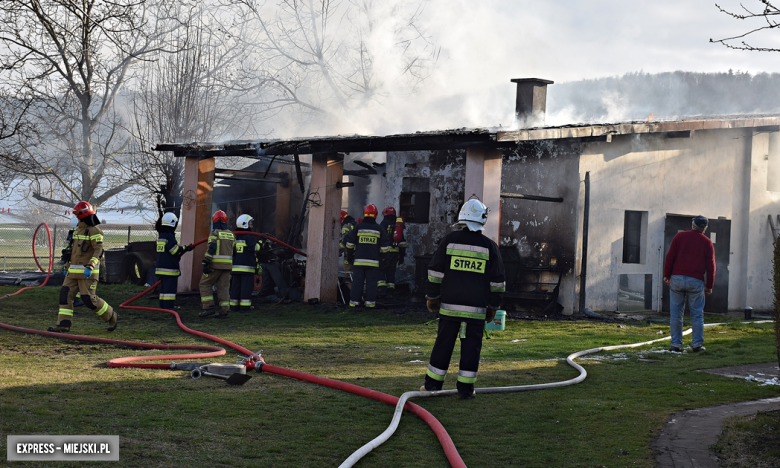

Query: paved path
[652,362,780,467]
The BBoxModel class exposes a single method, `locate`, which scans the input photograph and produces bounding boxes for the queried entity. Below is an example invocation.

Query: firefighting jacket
[155,229,184,277]
[379,215,399,254]
[426,228,505,323]
[344,217,390,268]
[204,229,235,270]
[232,230,262,275]
[67,222,105,279]
[340,215,356,249]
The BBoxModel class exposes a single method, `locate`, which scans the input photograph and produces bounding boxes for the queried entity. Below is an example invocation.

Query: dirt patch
[700,362,780,384]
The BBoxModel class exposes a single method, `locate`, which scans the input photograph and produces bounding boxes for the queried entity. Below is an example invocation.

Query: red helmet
[73,201,95,219]
[340,210,348,223]
[363,204,378,218]
[212,210,227,223]
[382,206,396,217]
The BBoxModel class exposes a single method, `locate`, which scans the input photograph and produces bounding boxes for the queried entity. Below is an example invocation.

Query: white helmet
[236,214,253,229]
[457,198,489,231]
[69,216,79,229]
[161,212,178,228]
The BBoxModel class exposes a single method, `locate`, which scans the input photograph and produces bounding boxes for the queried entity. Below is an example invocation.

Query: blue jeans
[669,275,705,348]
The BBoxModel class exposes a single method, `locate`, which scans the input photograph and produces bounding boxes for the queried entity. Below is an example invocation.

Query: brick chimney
[511,78,554,128]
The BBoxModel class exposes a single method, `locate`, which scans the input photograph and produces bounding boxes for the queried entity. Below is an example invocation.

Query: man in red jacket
[663,215,715,353]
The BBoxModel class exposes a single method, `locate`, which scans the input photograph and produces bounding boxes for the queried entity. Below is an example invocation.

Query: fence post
[127,225,131,245]
[52,224,58,262]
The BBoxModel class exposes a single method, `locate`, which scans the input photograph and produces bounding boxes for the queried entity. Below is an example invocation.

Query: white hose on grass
[339,320,773,468]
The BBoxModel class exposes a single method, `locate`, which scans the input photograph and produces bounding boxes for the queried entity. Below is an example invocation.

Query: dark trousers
[349,266,383,307]
[379,252,399,295]
[158,275,178,309]
[425,317,483,395]
[230,273,254,311]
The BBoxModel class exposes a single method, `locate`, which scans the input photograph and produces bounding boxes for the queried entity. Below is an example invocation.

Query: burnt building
[156,78,780,314]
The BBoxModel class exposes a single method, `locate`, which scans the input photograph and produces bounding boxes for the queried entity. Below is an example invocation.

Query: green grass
[713,410,780,467]
[0,284,778,467]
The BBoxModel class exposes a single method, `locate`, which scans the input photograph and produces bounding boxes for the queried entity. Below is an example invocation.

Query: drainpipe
[579,172,590,314]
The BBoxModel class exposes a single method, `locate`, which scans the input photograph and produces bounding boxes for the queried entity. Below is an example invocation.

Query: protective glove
[82,266,92,279]
[202,261,214,274]
[485,306,498,323]
[426,297,440,314]
[184,244,194,252]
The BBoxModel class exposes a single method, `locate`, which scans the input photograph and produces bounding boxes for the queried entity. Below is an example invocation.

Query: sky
[350,0,780,133]
[4,0,780,223]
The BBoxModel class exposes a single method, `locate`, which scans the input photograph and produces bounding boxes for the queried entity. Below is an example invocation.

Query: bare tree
[125,5,257,221]
[234,0,439,125]
[711,1,780,51]
[0,0,182,211]
[0,91,39,188]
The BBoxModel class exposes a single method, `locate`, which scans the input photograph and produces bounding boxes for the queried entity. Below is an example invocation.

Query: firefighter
[230,214,262,311]
[60,216,84,308]
[155,212,191,310]
[199,210,235,318]
[340,210,356,273]
[48,202,118,333]
[422,198,505,399]
[344,204,390,308]
[378,206,407,296]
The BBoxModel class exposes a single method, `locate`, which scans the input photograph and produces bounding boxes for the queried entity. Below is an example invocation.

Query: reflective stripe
[95,302,109,316]
[349,301,360,307]
[168,245,181,255]
[219,301,229,307]
[428,270,444,279]
[159,293,176,300]
[379,246,390,253]
[59,308,74,316]
[232,265,256,273]
[365,301,376,308]
[355,259,379,267]
[490,281,506,292]
[213,255,232,263]
[446,243,489,260]
[239,300,252,306]
[457,370,477,384]
[357,230,380,237]
[377,280,386,287]
[387,283,395,289]
[439,302,486,320]
[345,242,355,249]
[155,268,180,276]
[428,275,443,283]
[89,257,99,264]
[68,265,100,275]
[229,300,239,306]
[201,295,214,303]
[218,232,234,240]
[427,364,447,381]
[386,247,399,253]
[90,234,103,242]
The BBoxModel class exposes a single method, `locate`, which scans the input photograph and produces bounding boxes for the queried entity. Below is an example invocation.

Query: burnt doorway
[662,215,730,313]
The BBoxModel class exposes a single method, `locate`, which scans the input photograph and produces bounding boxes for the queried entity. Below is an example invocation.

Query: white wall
[576,128,779,312]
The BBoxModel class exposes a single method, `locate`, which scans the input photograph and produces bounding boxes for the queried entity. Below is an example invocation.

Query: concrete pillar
[464,148,503,244]
[178,156,214,292]
[303,153,343,303]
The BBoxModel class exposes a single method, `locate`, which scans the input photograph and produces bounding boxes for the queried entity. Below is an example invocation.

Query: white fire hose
[339,320,773,468]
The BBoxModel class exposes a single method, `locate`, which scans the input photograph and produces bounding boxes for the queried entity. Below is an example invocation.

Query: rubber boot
[47,319,72,333]
[105,308,118,332]
[199,307,215,318]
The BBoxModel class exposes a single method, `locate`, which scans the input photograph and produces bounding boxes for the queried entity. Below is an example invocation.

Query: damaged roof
[154,114,780,158]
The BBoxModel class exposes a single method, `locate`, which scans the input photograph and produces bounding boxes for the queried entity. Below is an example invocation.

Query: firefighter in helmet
[344,204,390,308]
[378,206,407,296]
[340,210,356,273]
[155,212,192,310]
[230,214,262,311]
[199,210,234,318]
[422,198,505,399]
[48,201,118,333]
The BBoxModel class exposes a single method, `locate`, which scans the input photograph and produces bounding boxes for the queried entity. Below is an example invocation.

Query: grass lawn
[1,284,778,467]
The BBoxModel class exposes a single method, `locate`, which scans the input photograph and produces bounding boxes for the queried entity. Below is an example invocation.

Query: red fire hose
[0,224,467,467]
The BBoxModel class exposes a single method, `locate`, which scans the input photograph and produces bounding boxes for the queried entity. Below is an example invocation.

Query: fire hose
[0,223,468,468]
